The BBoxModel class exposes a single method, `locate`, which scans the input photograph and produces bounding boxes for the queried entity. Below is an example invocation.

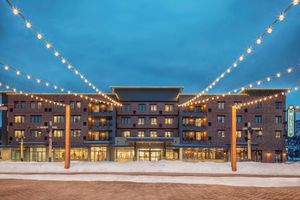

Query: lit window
[275,131,281,139]
[71,130,81,137]
[122,131,130,137]
[217,130,225,138]
[165,117,173,125]
[76,101,81,109]
[71,115,81,123]
[138,131,145,137]
[37,101,42,109]
[150,131,157,137]
[53,130,64,137]
[70,101,75,109]
[165,131,173,137]
[150,104,157,111]
[14,116,25,123]
[195,118,203,127]
[150,117,157,125]
[53,115,65,123]
[218,101,225,109]
[14,130,25,138]
[236,131,242,138]
[217,116,225,123]
[164,104,174,112]
[138,117,145,125]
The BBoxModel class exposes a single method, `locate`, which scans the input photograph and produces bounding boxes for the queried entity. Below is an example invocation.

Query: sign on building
[287,106,295,137]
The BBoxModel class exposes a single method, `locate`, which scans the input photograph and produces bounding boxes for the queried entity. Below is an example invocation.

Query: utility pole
[243,123,263,161]
[65,105,71,169]
[38,121,57,162]
[231,105,237,172]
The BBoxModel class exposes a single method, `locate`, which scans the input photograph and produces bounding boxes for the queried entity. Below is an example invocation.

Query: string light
[247,47,252,54]
[0,80,65,107]
[0,62,118,106]
[293,0,299,6]
[5,0,122,106]
[180,1,298,106]
[25,21,31,29]
[54,51,60,57]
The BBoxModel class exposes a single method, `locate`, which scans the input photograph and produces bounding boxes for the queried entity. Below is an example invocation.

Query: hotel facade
[0,87,287,163]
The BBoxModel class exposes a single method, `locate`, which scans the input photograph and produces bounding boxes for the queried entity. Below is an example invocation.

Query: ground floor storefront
[0,145,285,163]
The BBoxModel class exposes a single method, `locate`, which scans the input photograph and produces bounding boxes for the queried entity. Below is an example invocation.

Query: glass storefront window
[71,148,88,161]
[53,148,65,161]
[116,148,134,162]
[30,147,47,162]
[183,148,227,161]
[166,149,179,160]
[91,147,107,161]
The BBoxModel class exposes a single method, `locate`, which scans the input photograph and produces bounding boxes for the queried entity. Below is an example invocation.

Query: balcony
[89,122,113,131]
[84,132,111,144]
[182,124,207,131]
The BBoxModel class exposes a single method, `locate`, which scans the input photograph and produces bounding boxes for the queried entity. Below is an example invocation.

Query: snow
[0,160,300,176]
[1,161,300,187]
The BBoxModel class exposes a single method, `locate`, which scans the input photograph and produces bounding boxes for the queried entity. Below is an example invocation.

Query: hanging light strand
[4,0,122,106]
[0,80,66,107]
[0,62,118,106]
[182,0,299,106]
[179,64,299,107]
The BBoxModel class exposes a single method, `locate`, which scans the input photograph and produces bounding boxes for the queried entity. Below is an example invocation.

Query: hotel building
[0,87,287,163]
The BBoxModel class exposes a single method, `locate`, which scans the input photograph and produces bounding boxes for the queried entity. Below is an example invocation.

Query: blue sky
[0,0,299,106]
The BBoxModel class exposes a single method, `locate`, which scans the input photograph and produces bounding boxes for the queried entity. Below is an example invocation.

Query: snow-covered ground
[0,160,300,175]
[1,161,300,187]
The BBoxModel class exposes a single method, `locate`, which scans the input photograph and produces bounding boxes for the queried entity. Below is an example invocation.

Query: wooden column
[64,105,71,169]
[231,105,237,172]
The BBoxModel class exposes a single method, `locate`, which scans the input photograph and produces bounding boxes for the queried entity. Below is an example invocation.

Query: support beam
[231,105,237,172]
[64,105,71,169]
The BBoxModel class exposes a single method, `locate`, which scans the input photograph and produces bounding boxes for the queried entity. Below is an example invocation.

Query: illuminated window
[150,131,157,137]
[138,131,145,137]
[164,104,174,112]
[275,131,281,139]
[53,130,64,137]
[14,116,25,123]
[218,101,225,109]
[217,130,225,138]
[37,101,42,109]
[138,117,145,125]
[236,131,242,138]
[150,104,157,111]
[14,130,25,138]
[122,131,130,137]
[150,117,157,125]
[71,115,81,123]
[195,118,203,127]
[165,131,173,137]
[53,115,65,123]
[76,101,81,109]
[71,130,81,137]
[165,117,173,125]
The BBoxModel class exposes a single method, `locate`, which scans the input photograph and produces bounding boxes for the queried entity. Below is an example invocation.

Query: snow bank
[0,160,300,176]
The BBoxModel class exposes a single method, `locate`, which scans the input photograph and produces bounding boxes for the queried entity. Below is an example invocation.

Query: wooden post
[247,129,252,160]
[20,137,24,162]
[64,105,71,169]
[231,105,237,172]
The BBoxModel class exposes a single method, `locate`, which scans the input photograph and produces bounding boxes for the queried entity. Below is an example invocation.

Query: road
[0,180,300,200]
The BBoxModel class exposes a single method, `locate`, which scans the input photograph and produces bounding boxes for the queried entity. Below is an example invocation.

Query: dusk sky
[0,0,299,106]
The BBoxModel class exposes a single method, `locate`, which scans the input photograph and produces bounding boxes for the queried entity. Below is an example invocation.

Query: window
[150,104,157,111]
[30,101,36,109]
[138,117,145,125]
[70,101,75,109]
[217,130,225,138]
[121,104,131,112]
[122,131,130,137]
[30,130,41,137]
[138,104,146,111]
[76,101,81,109]
[164,104,174,112]
[255,102,262,109]
[195,118,203,127]
[14,116,25,123]
[71,130,81,137]
[71,115,81,123]
[53,115,65,123]
[121,117,131,125]
[236,115,242,124]
[31,115,42,123]
[150,131,157,137]
[150,117,157,125]
[165,131,173,137]
[236,131,242,138]
[14,130,25,138]
[217,115,225,123]
[218,101,225,109]
[53,130,64,138]
[275,116,283,124]
[138,131,145,137]
[165,117,173,125]
[20,101,26,109]
[275,131,281,139]
[14,101,19,109]
[275,101,282,110]
[255,115,262,124]
[37,101,42,109]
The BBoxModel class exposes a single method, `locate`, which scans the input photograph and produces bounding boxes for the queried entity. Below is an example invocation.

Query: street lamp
[16,136,25,162]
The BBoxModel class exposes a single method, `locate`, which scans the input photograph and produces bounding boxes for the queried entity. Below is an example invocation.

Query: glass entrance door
[138,148,162,161]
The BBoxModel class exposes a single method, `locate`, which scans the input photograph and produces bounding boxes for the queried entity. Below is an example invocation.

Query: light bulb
[267,27,273,34]
[287,68,292,73]
[27,75,31,79]
[54,51,59,57]
[276,73,281,77]
[61,58,66,63]
[293,0,299,5]
[278,13,285,21]
[12,8,19,15]
[36,79,41,83]
[247,47,252,54]
[239,55,244,61]
[227,69,231,73]
[233,62,237,67]
[4,65,9,70]
[16,70,20,75]
[256,38,262,44]
[37,33,43,39]
[67,64,72,69]
[46,43,51,48]
[267,77,271,82]
[26,21,32,29]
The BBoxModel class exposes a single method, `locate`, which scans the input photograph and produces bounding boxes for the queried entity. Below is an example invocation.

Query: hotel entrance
[138,148,163,161]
